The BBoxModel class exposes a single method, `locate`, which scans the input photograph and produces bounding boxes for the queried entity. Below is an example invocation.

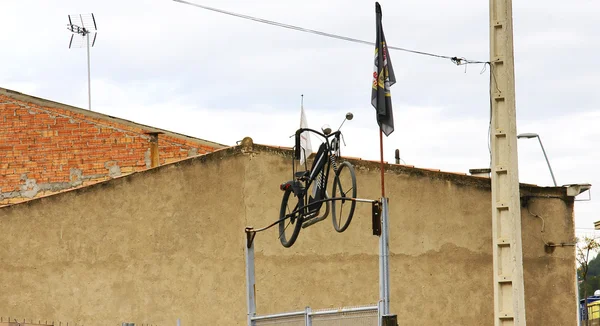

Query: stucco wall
[0,144,577,325]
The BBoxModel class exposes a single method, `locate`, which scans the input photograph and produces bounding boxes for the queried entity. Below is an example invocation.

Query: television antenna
[67,13,97,111]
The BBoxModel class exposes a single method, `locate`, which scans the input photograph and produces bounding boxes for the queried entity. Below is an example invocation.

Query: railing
[252,305,379,326]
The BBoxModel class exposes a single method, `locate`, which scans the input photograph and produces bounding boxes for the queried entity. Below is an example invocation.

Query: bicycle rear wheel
[331,161,357,232]
[279,187,304,247]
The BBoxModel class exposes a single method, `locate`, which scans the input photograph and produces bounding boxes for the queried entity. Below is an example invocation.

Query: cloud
[1,0,598,230]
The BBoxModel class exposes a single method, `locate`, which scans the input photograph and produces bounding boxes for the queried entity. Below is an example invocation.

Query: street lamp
[517,133,557,186]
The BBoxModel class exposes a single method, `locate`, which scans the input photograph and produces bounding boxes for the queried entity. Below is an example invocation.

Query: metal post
[86,31,92,111]
[489,0,526,324]
[536,136,557,186]
[305,306,312,326]
[177,318,181,326]
[378,300,383,326]
[246,234,257,326]
[379,197,390,316]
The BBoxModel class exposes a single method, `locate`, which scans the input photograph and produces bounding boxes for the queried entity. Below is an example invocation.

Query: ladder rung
[496,203,509,210]
[494,130,506,137]
[497,238,511,246]
[499,314,514,320]
[498,275,512,283]
[494,166,507,173]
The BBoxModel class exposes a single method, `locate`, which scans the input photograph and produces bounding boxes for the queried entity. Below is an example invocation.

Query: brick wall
[0,92,224,205]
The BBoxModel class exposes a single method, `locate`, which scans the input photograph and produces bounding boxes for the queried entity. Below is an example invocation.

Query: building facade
[0,140,579,325]
[0,87,225,205]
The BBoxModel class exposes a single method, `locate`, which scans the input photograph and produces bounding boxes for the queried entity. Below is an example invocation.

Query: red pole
[379,128,385,198]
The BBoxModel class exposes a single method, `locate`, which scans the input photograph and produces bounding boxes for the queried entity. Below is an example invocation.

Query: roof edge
[249,142,571,198]
[0,144,240,209]
[1,139,572,209]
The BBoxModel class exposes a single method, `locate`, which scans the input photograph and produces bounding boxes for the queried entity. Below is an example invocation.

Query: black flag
[371,2,396,136]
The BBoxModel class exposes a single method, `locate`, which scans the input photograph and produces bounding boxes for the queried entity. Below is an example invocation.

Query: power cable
[173,0,492,162]
[173,0,487,66]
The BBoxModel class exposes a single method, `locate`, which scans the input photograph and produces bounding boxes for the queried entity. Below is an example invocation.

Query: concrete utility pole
[489,0,527,325]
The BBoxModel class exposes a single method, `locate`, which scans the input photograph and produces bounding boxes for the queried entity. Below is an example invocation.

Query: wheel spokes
[279,198,298,240]
[338,201,345,226]
[335,171,353,198]
[288,202,296,224]
[279,220,292,240]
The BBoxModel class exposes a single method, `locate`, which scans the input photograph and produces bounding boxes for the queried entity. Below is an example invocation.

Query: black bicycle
[278,113,357,247]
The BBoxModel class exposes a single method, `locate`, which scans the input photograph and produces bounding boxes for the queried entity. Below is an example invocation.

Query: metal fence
[0,323,54,326]
[252,305,378,326]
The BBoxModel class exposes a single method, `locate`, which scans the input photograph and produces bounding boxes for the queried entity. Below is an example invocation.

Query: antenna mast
[67,13,98,111]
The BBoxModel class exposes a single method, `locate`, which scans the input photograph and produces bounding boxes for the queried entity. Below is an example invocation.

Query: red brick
[63,123,81,130]
[37,139,54,146]
[24,161,38,168]
[108,132,125,138]
[19,114,35,122]
[13,144,29,151]
[57,129,72,136]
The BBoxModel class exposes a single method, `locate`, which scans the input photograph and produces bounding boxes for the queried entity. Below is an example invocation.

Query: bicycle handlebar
[294,128,342,160]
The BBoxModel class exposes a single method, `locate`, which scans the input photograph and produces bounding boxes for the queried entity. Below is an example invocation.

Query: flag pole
[379,128,385,197]
[378,125,390,317]
[373,2,393,319]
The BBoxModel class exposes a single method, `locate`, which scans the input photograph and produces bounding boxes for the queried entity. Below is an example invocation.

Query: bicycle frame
[289,128,342,215]
[276,118,359,247]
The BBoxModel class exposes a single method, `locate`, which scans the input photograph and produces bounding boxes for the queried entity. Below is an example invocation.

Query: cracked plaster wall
[0,147,577,325]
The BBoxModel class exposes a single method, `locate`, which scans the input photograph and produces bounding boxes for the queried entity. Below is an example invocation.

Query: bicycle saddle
[294,170,310,179]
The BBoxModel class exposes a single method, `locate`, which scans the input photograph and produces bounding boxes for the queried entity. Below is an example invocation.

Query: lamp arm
[537,136,557,186]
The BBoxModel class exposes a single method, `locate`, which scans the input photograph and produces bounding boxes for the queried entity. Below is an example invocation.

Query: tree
[579,253,600,299]
[577,236,600,325]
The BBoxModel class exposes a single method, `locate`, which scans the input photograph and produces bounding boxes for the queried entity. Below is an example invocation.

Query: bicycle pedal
[302,212,326,229]
[303,211,319,221]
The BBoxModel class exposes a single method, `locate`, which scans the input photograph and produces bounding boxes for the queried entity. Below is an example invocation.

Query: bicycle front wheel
[279,187,304,247]
[332,161,357,232]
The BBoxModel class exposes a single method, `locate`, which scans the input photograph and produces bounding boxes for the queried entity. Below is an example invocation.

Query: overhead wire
[173,0,487,66]
[174,0,492,178]
[173,1,593,243]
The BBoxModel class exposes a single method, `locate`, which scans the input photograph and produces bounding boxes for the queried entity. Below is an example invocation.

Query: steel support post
[305,306,312,326]
[379,197,391,317]
[246,235,257,326]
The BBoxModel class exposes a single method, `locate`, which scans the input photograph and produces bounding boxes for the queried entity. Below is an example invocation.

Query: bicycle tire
[331,161,357,232]
[279,187,304,247]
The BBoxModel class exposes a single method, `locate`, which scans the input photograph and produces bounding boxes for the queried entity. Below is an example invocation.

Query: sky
[1,0,598,234]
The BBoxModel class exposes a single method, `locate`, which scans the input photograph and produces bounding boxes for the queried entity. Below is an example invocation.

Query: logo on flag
[371,2,396,137]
